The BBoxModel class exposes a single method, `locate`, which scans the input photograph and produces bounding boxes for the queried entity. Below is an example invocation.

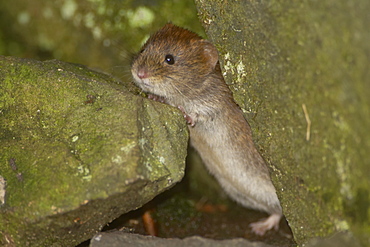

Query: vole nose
[137,69,148,79]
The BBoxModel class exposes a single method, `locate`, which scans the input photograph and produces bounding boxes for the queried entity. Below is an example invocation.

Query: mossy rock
[0,56,188,246]
[195,0,370,245]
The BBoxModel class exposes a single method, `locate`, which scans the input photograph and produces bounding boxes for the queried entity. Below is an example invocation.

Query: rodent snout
[137,68,148,79]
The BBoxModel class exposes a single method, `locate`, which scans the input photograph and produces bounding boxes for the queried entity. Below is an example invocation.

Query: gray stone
[90,232,275,247]
[89,231,362,247]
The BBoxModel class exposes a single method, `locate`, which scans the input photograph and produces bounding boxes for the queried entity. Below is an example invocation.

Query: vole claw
[178,105,196,127]
[148,94,166,103]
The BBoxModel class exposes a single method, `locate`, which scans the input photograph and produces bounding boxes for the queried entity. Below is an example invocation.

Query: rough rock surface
[89,231,362,247]
[195,0,370,245]
[89,232,275,247]
[0,56,188,246]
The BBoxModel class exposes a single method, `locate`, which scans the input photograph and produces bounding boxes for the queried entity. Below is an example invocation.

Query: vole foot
[178,105,196,127]
[148,94,166,103]
[249,213,281,236]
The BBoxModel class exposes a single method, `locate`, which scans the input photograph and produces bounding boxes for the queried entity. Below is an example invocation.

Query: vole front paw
[178,105,197,127]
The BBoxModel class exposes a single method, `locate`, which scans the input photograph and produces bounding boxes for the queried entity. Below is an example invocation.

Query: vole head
[131,23,219,101]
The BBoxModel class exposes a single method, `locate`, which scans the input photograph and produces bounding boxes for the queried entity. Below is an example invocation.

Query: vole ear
[198,39,219,70]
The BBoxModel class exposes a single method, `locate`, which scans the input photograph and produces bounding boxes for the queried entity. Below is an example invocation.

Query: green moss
[127,6,155,28]
[61,0,78,20]
[0,56,188,246]
[0,0,204,80]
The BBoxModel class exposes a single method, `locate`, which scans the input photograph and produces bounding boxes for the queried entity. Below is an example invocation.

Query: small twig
[302,104,311,141]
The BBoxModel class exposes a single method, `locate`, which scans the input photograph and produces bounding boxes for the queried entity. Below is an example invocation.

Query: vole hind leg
[249,213,281,236]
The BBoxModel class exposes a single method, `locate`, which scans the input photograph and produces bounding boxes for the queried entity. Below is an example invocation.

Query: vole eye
[165,54,175,65]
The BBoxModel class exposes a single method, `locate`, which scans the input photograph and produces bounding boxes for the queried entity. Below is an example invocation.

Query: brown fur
[131,23,282,235]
